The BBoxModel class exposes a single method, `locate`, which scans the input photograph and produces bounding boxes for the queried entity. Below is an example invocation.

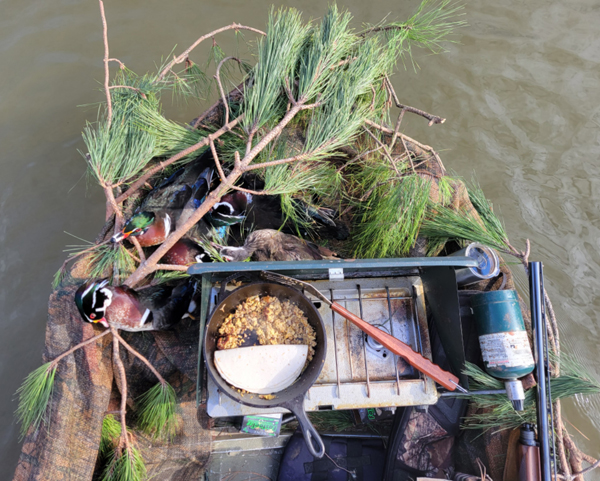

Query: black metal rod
[530,262,551,481]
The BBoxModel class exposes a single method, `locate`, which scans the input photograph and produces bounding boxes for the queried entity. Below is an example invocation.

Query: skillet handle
[283,396,325,459]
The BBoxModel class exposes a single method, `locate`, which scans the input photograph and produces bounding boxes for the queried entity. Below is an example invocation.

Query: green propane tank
[471,289,535,411]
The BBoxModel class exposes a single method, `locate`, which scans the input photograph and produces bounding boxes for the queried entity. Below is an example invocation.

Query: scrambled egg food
[217,295,317,362]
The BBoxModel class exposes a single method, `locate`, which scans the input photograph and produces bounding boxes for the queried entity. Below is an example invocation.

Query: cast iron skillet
[204,282,327,458]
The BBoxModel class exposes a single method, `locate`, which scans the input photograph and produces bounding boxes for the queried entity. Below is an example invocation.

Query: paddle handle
[330,302,460,391]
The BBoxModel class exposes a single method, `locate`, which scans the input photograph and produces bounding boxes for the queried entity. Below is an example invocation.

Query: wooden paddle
[260,271,464,392]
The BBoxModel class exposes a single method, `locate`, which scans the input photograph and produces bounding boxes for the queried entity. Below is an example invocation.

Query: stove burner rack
[189,256,478,407]
[319,283,426,399]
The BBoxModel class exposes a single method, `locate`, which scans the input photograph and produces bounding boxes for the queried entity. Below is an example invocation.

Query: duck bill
[110,231,129,243]
[96,318,109,328]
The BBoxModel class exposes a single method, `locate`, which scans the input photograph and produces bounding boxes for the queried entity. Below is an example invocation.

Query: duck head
[111,212,156,243]
[211,242,251,262]
[208,192,252,227]
[74,279,112,327]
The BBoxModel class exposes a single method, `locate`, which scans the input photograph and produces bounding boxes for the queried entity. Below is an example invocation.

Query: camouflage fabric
[13,281,212,481]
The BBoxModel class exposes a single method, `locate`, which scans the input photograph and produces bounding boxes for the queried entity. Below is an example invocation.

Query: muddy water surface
[1,0,599,478]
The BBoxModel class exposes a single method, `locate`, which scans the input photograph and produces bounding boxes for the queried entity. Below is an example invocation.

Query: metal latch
[328,268,344,281]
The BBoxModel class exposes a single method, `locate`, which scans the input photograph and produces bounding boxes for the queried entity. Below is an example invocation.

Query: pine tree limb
[156,24,265,82]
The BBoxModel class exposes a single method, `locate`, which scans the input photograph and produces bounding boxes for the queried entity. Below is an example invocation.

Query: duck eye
[89,313,96,319]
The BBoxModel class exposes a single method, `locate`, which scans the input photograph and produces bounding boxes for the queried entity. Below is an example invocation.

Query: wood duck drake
[74,279,195,331]
[159,238,213,266]
[111,164,213,247]
[207,191,251,228]
[214,229,339,262]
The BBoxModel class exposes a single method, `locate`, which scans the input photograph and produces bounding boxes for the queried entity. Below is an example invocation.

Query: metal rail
[188,256,479,277]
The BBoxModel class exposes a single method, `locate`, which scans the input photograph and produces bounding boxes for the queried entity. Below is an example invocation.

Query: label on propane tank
[479,331,534,368]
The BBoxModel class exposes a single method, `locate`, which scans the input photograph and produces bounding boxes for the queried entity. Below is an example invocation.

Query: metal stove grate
[205,274,438,417]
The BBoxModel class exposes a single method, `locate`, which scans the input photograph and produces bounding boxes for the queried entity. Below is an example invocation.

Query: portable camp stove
[189,257,477,418]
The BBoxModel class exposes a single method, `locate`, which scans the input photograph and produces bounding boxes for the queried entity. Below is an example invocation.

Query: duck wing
[178,167,214,225]
[137,281,195,330]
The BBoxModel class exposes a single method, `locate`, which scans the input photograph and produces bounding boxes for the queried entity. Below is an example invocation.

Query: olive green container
[471,290,535,380]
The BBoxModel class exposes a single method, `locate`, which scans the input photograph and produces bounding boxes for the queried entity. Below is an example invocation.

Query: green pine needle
[364,0,466,70]
[467,180,510,244]
[136,383,178,441]
[15,362,57,439]
[420,181,511,253]
[307,410,355,432]
[461,360,600,433]
[133,100,210,159]
[102,445,147,481]
[87,244,137,285]
[262,159,343,232]
[151,270,190,285]
[82,99,159,188]
[243,7,309,133]
[353,174,431,258]
[52,265,67,289]
[100,414,123,455]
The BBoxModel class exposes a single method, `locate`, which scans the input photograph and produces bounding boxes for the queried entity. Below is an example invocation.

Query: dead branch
[385,77,445,126]
[390,109,406,150]
[191,80,246,129]
[555,400,571,478]
[129,237,145,262]
[110,326,131,454]
[364,118,393,134]
[209,136,227,182]
[243,151,314,172]
[103,186,124,225]
[115,116,242,205]
[112,331,167,384]
[156,24,265,83]
[227,184,273,196]
[215,56,242,126]
[123,247,141,263]
[49,329,111,368]
[99,0,112,130]
[363,126,402,176]
[108,58,125,69]
[365,119,447,173]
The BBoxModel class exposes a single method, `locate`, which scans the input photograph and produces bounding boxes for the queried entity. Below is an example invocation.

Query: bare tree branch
[209,136,227,182]
[110,327,131,454]
[214,56,242,126]
[365,119,447,172]
[108,58,125,69]
[363,126,403,176]
[48,329,111,368]
[243,151,314,172]
[385,76,445,126]
[99,0,112,130]
[112,331,167,384]
[156,24,265,82]
[129,237,145,262]
[390,108,406,150]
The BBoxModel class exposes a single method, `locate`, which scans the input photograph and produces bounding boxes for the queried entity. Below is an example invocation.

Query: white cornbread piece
[214,344,309,394]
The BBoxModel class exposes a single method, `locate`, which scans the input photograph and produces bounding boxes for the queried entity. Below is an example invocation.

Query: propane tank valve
[505,379,526,411]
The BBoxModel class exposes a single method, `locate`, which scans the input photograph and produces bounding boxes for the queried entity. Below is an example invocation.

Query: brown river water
[1,0,599,478]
